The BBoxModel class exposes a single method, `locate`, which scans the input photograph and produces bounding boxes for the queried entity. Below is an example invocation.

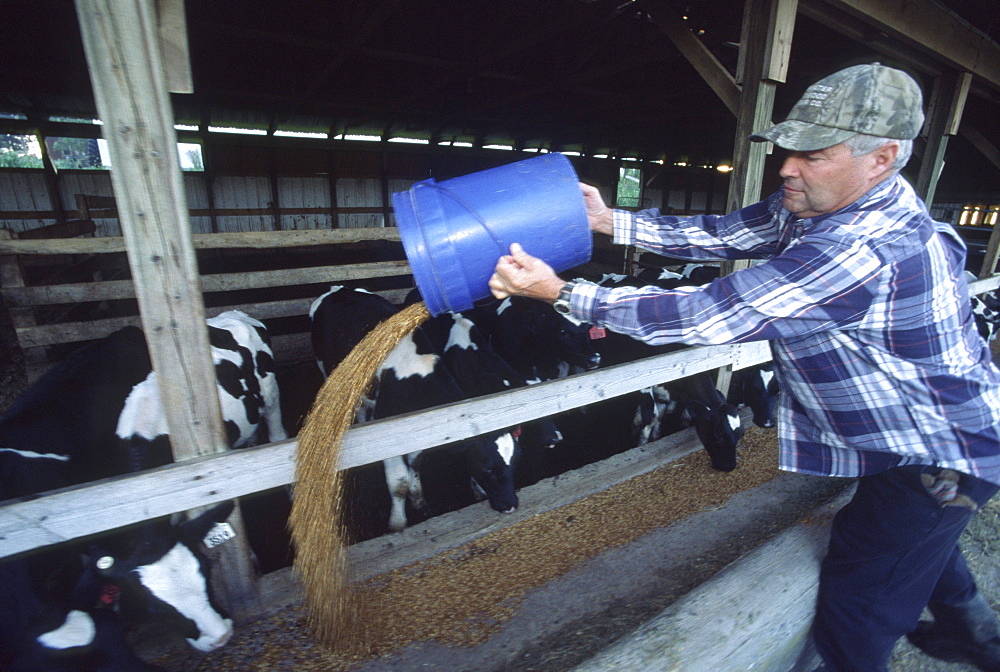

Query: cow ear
[683,399,711,419]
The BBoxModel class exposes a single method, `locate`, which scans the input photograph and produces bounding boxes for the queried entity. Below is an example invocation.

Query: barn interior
[2,0,1000,670]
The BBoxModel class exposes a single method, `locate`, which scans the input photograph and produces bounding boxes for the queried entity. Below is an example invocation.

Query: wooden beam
[944,72,972,137]
[0,339,772,559]
[74,0,258,615]
[726,0,779,213]
[76,0,228,460]
[718,0,782,393]
[3,260,412,313]
[570,491,850,672]
[916,71,971,206]
[646,6,741,117]
[8,289,411,354]
[0,230,47,373]
[0,227,402,255]
[818,0,1000,90]
[32,126,67,226]
[155,0,192,94]
[763,0,798,84]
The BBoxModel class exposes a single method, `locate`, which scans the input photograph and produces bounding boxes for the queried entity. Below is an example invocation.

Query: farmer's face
[778,142,895,219]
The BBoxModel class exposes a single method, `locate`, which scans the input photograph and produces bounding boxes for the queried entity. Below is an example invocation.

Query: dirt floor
[2,304,1000,671]
[137,444,999,672]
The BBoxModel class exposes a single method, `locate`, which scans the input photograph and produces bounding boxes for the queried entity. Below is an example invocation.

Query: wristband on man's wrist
[553,281,576,315]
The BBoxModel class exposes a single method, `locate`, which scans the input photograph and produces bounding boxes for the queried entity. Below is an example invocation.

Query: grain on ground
[171,426,782,671]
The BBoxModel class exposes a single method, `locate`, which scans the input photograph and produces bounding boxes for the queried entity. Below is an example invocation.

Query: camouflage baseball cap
[750,63,924,151]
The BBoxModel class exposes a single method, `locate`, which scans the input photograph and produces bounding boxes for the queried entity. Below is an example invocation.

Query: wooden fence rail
[0,226,412,374]
[0,227,402,255]
[0,339,771,559]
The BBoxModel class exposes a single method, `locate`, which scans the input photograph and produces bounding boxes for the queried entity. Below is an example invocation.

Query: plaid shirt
[569,175,1000,484]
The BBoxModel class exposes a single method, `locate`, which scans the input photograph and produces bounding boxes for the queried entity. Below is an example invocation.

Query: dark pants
[813,465,999,671]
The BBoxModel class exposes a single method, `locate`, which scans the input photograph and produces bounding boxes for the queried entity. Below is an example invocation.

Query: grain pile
[175,425,782,671]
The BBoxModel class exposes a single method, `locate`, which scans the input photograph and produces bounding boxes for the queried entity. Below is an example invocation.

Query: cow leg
[383,455,411,533]
[383,452,430,532]
[404,451,430,519]
[259,371,288,442]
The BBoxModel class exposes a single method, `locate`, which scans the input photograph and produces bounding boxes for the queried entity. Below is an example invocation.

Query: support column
[75,0,260,618]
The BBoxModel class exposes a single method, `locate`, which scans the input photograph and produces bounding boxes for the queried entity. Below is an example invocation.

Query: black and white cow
[637,264,779,431]
[481,296,601,383]
[115,310,287,469]
[0,327,238,668]
[1,554,165,672]
[310,286,521,533]
[727,363,779,429]
[585,271,744,471]
[0,504,236,671]
[0,326,151,496]
[591,329,743,470]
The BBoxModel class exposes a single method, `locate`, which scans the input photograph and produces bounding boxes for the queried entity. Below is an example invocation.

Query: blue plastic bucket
[392,153,591,316]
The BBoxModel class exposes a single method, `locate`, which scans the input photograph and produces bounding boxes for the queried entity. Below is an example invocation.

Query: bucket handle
[424,183,507,255]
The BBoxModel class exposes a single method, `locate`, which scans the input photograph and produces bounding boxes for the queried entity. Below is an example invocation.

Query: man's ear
[871,142,899,176]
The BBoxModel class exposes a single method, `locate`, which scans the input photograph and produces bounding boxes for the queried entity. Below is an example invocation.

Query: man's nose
[778,156,798,179]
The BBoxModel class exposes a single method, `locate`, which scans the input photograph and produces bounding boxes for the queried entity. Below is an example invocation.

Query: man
[489,63,1000,672]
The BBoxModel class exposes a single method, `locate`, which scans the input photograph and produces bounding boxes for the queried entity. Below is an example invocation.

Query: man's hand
[490,243,565,302]
[581,183,613,236]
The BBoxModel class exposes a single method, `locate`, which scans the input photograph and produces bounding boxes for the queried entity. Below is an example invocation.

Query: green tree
[616,166,642,207]
[0,134,43,168]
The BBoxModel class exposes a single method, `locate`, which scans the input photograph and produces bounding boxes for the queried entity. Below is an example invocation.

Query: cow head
[463,431,521,514]
[747,366,778,429]
[89,502,235,652]
[684,390,743,472]
[494,298,600,381]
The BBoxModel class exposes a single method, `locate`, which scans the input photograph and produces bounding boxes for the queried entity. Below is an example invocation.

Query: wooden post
[155,0,193,94]
[715,0,789,394]
[74,0,260,617]
[269,148,283,231]
[200,119,220,235]
[916,71,971,208]
[33,130,68,227]
[328,155,340,229]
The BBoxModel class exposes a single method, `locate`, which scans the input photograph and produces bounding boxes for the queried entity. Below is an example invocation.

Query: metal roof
[2,0,999,168]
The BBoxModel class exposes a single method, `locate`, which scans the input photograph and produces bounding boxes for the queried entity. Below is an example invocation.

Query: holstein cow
[0,326,151,495]
[964,272,1000,343]
[586,271,744,471]
[310,286,522,532]
[405,289,564,453]
[116,310,287,469]
[635,264,781,430]
[0,328,237,668]
[727,363,779,429]
[589,328,743,470]
[479,296,601,383]
[1,554,166,672]
[0,504,236,671]
[461,296,600,479]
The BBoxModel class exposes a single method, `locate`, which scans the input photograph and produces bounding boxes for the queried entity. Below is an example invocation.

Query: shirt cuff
[569,280,602,322]
[612,209,637,245]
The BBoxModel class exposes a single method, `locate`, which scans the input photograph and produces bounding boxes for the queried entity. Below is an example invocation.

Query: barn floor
[139,425,1000,672]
